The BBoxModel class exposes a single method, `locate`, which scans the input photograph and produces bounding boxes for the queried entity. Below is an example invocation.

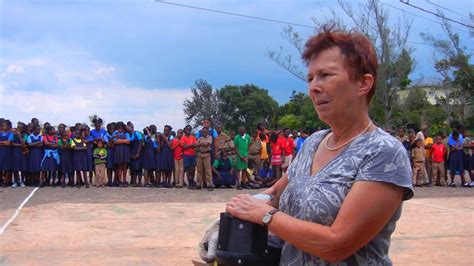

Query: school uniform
[270,141,283,166]
[11,133,28,172]
[142,135,156,171]
[159,136,173,172]
[432,143,447,185]
[171,138,184,186]
[71,138,88,171]
[234,134,251,171]
[104,133,115,169]
[85,135,94,172]
[113,131,131,164]
[196,135,213,188]
[129,131,143,172]
[41,135,60,172]
[448,139,464,173]
[248,139,262,173]
[181,135,197,170]
[0,131,13,171]
[212,158,236,187]
[411,146,428,185]
[90,128,106,140]
[27,134,44,173]
[154,137,161,172]
[58,137,73,175]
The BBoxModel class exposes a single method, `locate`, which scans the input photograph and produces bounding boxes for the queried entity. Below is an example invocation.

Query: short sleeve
[213,159,219,168]
[125,133,132,141]
[70,140,76,148]
[8,132,14,141]
[355,139,414,201]
[27,135,32,144]
[136,132,143,141]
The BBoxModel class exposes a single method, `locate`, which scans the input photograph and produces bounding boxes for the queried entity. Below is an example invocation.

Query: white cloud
[0,48,190,131]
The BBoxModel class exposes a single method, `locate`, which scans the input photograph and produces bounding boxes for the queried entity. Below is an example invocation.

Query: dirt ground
[0,185,473,265]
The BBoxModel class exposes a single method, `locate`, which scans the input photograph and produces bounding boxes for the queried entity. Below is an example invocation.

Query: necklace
[324,120,373,151]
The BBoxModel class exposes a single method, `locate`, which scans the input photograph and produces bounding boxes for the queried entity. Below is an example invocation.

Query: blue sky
[1,0,473,130]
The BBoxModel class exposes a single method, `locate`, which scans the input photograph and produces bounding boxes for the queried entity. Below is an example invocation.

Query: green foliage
[183,79,221,127]
[278,114,301,129]
[218,84,279,131]
[277,91,327,130]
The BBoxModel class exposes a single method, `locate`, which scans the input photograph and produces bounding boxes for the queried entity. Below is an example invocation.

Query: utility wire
[154,0,314,29]
[424,0,471,20]
[379,1,468,33]
[399,0,474,29]
[154,0,473,51]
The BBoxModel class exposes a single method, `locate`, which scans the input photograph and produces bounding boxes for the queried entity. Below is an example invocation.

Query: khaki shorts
[282,155,292,168]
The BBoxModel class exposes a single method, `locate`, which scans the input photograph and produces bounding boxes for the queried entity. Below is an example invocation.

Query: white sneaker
[20,182,26,188]
[11,183,18,188]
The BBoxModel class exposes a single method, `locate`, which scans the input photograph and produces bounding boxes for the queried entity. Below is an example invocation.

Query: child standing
[58,130,73,187]
[113,122,131,187]
[160,125,174,187]
[0,119,13,186]
[411,139,428,186]
[448,131,467,187]
[93,139,108,187]
[27,124,44,186]
[431,135,447,186]
[104,123,116,186]
[71,128,90,188]
[84,126,95,184]
[142,126,156,187]
[127,122,143,187]
[11,122,28,187]
[171,129,184,188]
[269,132,283,182]
[181,125,197,189]
[41,126,60,187]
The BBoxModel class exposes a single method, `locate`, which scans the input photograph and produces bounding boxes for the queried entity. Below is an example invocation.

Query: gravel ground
[1,183,473,212]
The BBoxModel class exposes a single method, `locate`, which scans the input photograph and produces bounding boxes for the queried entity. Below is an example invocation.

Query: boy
[431,135,447,186]
[411,139,428,186]
[93,138,108,187]
[171,129,184,188]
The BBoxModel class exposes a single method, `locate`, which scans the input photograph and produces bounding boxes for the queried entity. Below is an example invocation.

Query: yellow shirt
[260,141,269,160]
[424,137,433,157]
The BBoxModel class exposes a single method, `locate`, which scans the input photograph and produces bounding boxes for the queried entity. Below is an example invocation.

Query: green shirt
[213,158,234,169]
[234,134,251,157]
[93,147,107,165]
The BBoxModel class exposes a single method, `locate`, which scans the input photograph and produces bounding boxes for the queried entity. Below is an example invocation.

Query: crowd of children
[0,117,309,191]
[395,126,474,187]
[1,117,472,190]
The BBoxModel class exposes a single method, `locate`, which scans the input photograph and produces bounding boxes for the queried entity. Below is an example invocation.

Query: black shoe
[39,182,45,188]
[123,182,129,187]
[85,183,90,188]
[61,183,66,188]
[236,186,242,190]
[76,183,82,188]
[207,187,214,191]
[449,182,456,187]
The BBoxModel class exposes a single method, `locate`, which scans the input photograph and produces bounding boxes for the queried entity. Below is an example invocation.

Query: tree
[420,15,473,126]
[218,84,278,131]
[277,91,327,130]
[183,79,221,127]
[268,0,414,128]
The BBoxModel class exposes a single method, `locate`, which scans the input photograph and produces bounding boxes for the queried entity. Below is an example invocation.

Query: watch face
[262,214,271,224]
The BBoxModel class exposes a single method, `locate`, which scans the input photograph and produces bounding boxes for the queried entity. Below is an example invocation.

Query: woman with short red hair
[226,25,413,264]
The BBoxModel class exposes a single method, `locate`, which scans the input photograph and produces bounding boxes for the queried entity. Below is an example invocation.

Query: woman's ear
[357,74,374,98]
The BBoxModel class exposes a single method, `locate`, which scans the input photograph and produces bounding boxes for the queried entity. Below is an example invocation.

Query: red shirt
[431,143,446,163]
[284,137,295,156]
[171,138,183,160]
[181,135,197,156]
[270,141,283,156]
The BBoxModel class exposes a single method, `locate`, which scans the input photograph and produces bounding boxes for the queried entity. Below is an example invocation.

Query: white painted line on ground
[407,200,472,213]
[0,187,39,235]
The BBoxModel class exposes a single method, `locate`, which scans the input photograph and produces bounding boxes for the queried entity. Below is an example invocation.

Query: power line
[379,1,470,34]
[154,0,314,29]
[154,0,473,51]
[424,0,470,20]
[399,0,474,29]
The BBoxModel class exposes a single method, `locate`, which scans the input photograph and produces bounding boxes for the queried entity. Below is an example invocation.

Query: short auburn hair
[302,24,378,102]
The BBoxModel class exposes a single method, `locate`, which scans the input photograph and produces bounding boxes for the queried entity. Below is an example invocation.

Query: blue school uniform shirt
[0,131,14,141]
[195,127,218,139]
[113,131,131,141]
[259,168,273,179]
[295,137,307,154]
[104,132,115,143]
[27,134,43,143]
[90,128,106,140]
[448,133,464,146]
[129,131,143,141]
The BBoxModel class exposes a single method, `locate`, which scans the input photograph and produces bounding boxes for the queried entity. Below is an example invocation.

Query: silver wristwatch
[262,208,279,227]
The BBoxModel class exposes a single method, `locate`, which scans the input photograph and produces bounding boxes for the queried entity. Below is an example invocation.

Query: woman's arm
[226,180,403,263]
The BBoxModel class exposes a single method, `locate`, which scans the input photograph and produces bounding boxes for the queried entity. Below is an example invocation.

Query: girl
[104,122,116,186]
[71,128,90,188]
[142,125,156,187]
[0,119,13,186]
[127,122,143,187]
[90,117,106,140]
[113,122,131,187]
[154,128,162,187]
[269,132,283,182]
[27,124,44,186]
[58,129,73,187]
[84,126,95,184]
[41,126,60,187]
[11,122,28,187]
[160,125,174,187]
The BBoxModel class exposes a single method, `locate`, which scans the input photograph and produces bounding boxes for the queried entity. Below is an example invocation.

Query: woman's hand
[225,194,273,225]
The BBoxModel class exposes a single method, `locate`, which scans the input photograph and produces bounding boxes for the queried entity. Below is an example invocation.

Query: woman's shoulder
[364,128,407,154]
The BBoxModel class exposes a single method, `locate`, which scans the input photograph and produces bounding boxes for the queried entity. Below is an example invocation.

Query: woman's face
[307,47,364,124]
